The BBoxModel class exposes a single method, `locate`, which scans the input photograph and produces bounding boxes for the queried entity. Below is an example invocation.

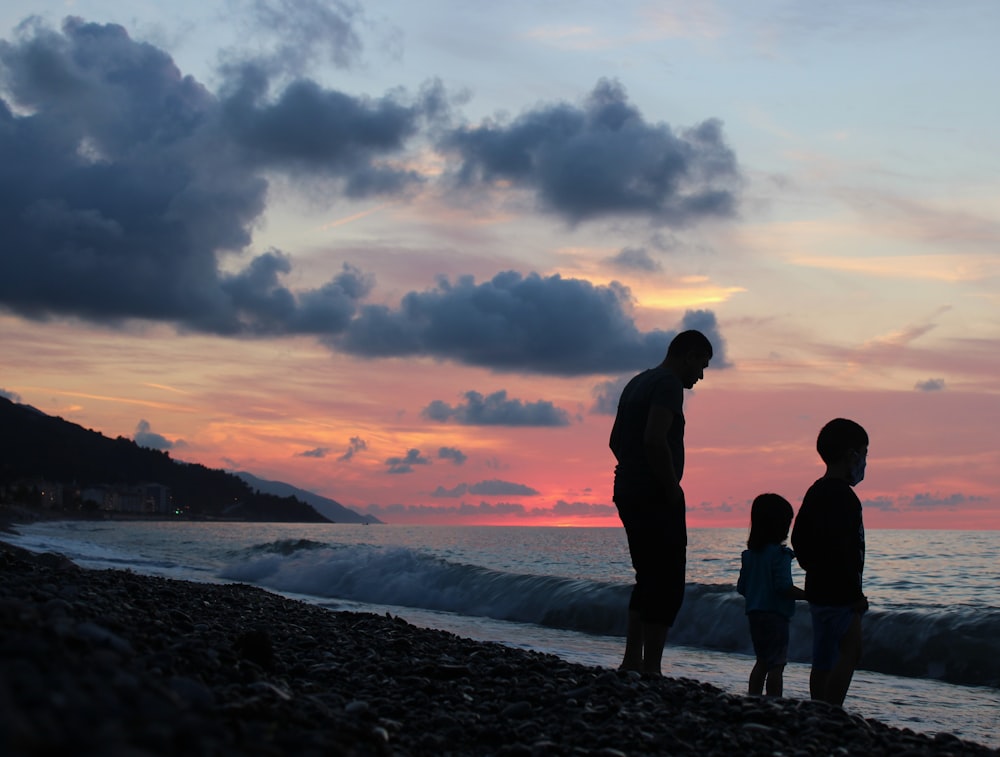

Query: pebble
[1,539,997,757]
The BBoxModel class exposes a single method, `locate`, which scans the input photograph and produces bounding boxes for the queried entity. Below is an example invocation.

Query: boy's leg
[824,612,863,706]
[748,659,766,695]
[809,667,831,701]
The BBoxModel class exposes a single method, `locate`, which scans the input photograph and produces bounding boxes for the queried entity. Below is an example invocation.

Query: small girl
[736,493,806,696]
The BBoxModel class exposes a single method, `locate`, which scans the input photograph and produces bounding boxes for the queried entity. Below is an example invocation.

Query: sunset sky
[2,1,998,528]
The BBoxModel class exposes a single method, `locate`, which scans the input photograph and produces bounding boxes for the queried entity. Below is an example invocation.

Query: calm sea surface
[6,522,999,747]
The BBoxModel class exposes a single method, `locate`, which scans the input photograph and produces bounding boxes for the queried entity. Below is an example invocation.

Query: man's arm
[642,404,681,502]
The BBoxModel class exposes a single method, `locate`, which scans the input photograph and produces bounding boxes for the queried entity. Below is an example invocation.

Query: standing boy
[791,418,870,706]
[609,329,713,675]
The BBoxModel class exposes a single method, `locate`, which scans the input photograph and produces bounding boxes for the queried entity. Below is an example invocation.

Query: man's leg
[640,622,668,675]
[619,609,643,671]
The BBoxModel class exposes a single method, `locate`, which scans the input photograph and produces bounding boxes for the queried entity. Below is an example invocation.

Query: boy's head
[816,418,869,464]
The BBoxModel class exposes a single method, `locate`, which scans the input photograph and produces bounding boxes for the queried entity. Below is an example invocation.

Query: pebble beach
[1,538,996,757]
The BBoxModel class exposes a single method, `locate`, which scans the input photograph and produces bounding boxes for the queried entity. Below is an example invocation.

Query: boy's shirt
[791,477,866,606]
[737,543,796,618]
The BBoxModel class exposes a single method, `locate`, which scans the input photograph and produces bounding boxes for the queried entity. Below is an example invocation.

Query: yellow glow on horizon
[791,253,998,282]
[635,279,747,309]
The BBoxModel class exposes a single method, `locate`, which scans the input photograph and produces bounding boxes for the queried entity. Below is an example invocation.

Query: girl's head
[747,493,794,551]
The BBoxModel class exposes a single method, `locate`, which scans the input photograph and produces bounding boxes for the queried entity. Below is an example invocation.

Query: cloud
[437,446,467,465]
[235,0,365,75]
[359,498,615,521]
[220,72,447,195]
[907,492,987,510]
[589,310,729,414]
[606,247,662,272]
[423,390,570,426]
[0,20,731,378]
[590,376,630,415]
[546,500,617,518]
[361,501,529,519]
[338,436,368,462]
[467,479,540,496]
[296,447,330,458]
[384,448,431,474]
[430,483,468,498]
[0,18,441,331]
[133,419,175,450]
[915,378,945,392]
[441,78,741,225]
[0,388,22,402]
[336,271,725,375]
[864,492,987,511]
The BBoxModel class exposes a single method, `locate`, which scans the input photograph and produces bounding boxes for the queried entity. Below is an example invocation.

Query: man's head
[666,330,713,389]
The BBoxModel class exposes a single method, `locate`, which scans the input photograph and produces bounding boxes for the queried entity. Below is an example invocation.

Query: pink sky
[2,4,998,529]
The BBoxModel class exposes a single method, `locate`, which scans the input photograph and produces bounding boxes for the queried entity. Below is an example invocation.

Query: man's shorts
[617,499,686,627]
[747,611,790,668]
[809,604,856,671]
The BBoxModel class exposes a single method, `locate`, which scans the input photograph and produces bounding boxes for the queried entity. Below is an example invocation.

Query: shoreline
[2,538,996,756]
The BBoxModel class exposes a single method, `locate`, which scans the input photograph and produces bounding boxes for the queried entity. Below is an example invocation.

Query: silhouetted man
[610,329,713,675]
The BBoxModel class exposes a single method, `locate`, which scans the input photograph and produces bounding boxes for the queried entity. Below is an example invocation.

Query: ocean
[5,521,998,747]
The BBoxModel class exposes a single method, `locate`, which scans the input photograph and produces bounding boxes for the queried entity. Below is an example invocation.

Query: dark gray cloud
[607,247,662,273]
[423,389,570,426]
[0,18,440,330]
[338,436,368,462]
[437,446,467,465]
[590,376,630,415]
[907,492,986,509]
[589,310,728,414]
[361,501,528,519]
[359,498,615,521]
[384,448,431,474]
[915,378,945,392]
[133,419,175,450]
[238,0,364,75]
[467,479,539,496]
[429,478,538,497]
[547,500,617,518]
[297,447,331,458]
[0,388,22,402]
[864,492,987,511]
[0,19,734,378]
[442,78,740,225]
[430,483,468,498]
[220,70,447,195]
[335,272,725,375]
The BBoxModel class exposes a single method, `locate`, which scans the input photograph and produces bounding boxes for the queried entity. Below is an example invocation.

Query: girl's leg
[764,665,785,697]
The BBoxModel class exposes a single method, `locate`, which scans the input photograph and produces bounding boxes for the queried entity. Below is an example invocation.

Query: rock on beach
[1,540,995,757]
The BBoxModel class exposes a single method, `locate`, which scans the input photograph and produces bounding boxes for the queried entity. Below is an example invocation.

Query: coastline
[2,536,995,756]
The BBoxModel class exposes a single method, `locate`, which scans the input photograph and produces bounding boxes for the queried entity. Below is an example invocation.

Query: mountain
[0,396,331,523]
[233,471,380,524]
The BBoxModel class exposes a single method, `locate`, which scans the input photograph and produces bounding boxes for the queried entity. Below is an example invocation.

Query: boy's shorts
[747,611,790,668]
[809,604,855,671]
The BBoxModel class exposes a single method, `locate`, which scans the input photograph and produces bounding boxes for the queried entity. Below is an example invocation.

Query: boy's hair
[666,330,713,359]
[816,418,869,464]
[747,493,793,551]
